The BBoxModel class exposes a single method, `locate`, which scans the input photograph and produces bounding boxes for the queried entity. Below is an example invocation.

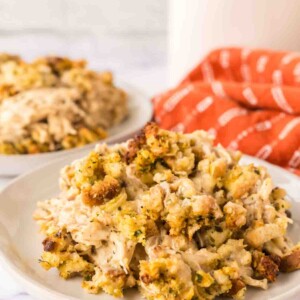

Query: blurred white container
[168,0,300,85]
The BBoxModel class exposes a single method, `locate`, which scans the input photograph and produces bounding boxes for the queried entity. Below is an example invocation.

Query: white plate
[0,81,153,177]
[0,155,299,300]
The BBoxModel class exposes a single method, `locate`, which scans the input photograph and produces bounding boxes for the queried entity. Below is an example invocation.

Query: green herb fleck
[38,259,50,265]
[134,230,142,237]
[196,273,203,283]
[84,274,93,281]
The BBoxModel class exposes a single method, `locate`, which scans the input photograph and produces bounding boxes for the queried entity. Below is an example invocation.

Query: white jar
[168,0,300,85]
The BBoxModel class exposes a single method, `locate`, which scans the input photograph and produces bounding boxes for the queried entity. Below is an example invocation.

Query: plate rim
[0,154,300,300]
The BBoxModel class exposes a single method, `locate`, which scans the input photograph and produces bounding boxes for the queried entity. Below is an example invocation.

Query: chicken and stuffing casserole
[0,53,127,154]
[34,123,300,300]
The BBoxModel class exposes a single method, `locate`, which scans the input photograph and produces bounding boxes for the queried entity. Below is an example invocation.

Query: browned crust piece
[280,249,300,273]
[0,84,17,100]
[82,175,121,206]
[143,122,159,138]
[35,56,86,75]
[0,53,20,64]
[125,122,158,164]
[226,279,246,297]
[106,269,126,278]
[253,252,280,282]
[125,134,145,164]
[42,237,56,252]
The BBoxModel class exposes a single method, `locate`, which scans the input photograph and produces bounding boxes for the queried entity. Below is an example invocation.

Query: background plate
[0,80,153,176]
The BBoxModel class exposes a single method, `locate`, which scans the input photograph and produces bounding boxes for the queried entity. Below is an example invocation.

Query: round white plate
[0,80,153,177]
[0,155,299,300]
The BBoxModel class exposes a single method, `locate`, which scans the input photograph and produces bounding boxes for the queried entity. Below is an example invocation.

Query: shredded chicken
[0,54,127,154]
[33,123,300,299]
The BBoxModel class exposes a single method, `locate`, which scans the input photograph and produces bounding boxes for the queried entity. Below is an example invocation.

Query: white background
[0,0,168,96]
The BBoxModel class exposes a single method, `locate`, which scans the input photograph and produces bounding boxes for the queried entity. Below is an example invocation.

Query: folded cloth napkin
[154,47,300,175]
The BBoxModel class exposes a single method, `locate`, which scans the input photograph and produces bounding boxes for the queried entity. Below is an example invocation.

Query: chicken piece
[245,223,285,248]
[182,248,220,272]
[258,178,273,201]
[264,236,295,257]
[200,227,231,247]
[194,158,219,194]
[162,234,197,252]
[92,231,136,275]
[242,275,267,290]
[123,164,148,199]
[242,194,263,225]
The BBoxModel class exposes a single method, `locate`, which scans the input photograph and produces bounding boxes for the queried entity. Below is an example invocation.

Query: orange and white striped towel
[153,47,300,175]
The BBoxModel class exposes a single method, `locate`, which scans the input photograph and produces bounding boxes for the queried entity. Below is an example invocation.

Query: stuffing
[223,201,247,229]
[252,251,280,282]
[82,266,130,297]
[280,247,300,272]
[225,165,260,199]
[245,223,285,248]
[0,54,127,154]
[34,123,300,299]
[82,175,121,206]
[139,256,194,300]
